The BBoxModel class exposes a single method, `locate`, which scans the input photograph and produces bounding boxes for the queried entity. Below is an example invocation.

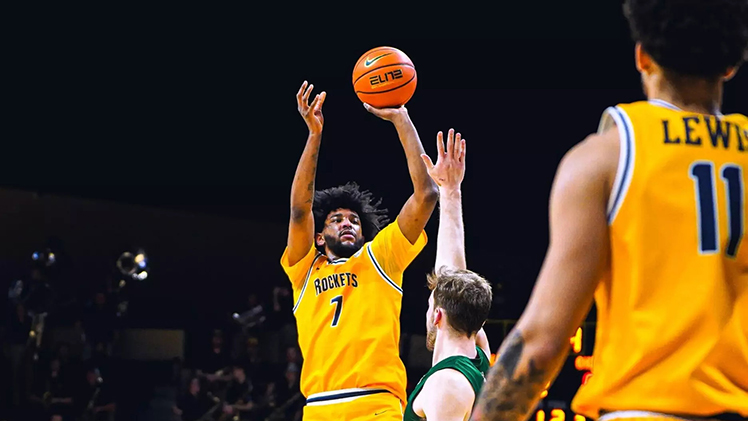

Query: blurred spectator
[173,377,217,421]
[197,330,233,387]
[271,287,293,325]
[54,342,79,376]
[81,292,118,360]
[28,356,74,421]
[221,363,254,420]
[75,365,116,421]
[284,346,301,373]
[278,363,303,420]
[246,338,260,362]
[5,303,31,407]
[232,293,266,337]
[65,320,87,363]
[23,268,55,317]
[264,286,296,363]
[265,363,303,421]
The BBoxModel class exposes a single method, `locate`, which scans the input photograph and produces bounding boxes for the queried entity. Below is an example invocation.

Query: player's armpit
[476,328,491,360]
[368,218,428,281]
[420,369,475,421]
[397,191,438,245]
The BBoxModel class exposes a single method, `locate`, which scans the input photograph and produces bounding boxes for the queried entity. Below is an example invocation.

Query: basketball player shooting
[471,1,748,420]
[281,81,438,421]
[402,129,493,421]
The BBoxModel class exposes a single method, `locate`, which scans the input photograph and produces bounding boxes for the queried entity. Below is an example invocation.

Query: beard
[324,234,364,258]
[426,315,436,352]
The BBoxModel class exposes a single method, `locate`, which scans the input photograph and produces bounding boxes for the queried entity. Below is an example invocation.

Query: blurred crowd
[1,245,304,421]
[1,264,120,421]
[171,287,304,421]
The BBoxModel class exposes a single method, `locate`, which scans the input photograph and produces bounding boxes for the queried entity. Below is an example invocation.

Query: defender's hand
[296,81,326,135]
[420,128,466,190]
[363,103,408,125]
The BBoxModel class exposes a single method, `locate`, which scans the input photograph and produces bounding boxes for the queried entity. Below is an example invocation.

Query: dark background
[1,2,747,417]
[4,4,747,330]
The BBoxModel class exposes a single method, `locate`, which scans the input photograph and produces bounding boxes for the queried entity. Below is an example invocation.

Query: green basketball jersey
[403,347,490,420]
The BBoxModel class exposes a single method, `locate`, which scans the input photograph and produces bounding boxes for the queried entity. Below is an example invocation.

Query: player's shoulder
[373,219,401,238]
[364,219,405,249]
[421,368,474,402]
[725,112,748,127]
[560,128,619,179]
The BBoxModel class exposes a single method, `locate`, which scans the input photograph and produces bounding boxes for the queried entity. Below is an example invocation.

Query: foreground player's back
[572,100,748,417]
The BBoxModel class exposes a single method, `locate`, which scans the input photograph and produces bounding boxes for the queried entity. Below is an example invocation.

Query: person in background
[173,377,216,421]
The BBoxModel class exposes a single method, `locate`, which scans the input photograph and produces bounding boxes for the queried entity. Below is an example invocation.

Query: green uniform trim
[403,347,490,420]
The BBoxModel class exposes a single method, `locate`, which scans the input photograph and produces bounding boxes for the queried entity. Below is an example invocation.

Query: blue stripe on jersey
[293,253,322,313]
[366,244,403,294]
[607,107,634,224]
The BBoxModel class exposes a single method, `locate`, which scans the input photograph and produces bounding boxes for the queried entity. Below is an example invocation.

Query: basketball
[352,46,417,108]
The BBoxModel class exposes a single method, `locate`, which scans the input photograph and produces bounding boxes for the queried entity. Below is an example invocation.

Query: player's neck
[649,73,723,115]
[432,332,476,366]
[324,248,353,262]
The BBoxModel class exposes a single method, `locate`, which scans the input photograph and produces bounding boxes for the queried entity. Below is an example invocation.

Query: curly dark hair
[623,0,748,78]
[313,182,390,242]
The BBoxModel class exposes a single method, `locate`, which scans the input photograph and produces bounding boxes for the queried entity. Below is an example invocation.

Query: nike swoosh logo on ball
[365,53,392,66]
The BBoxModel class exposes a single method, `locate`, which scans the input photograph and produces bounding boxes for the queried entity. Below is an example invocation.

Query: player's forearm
[470,328,566,421]
[290,132,322,219]
[435,188,466,270]
[393,113,438,201]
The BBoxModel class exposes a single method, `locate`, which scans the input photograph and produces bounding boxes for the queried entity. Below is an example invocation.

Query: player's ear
[433,308,443,326]
[723,66,738,82]
[635,43,653,75]
[315,233,325,247]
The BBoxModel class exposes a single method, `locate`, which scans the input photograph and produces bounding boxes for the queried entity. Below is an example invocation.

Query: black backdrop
[3,1,747,345]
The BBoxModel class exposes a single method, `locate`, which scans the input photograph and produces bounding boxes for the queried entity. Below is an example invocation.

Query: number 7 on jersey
[330,295,343,327]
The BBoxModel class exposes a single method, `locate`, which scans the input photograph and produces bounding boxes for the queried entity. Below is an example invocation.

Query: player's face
[426,292,436,351]
[320,209,364,258]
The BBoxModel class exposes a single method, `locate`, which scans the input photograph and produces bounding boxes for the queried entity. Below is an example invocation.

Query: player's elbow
[416,185,439,206]
[290,206,311,223]
[530,339,568,369]
[515,323,570,368]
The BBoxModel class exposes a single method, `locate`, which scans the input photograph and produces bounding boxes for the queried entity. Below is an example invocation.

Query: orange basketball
[352,46,417,108]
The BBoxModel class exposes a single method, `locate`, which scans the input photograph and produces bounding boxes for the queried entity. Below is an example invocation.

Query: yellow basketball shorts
[302,388,403,421]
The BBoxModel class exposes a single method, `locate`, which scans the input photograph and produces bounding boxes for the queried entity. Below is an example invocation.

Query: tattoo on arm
[470,330,548,421]
[307,149,319,195]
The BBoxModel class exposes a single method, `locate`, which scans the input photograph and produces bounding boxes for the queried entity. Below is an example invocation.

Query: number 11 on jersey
[690,161,744,258]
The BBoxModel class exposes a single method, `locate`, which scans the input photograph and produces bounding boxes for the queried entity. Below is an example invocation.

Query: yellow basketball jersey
[572,100,748,418]
[280,218,427,405]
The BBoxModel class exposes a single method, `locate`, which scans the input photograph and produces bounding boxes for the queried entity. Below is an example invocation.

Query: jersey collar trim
[649,99,724,118]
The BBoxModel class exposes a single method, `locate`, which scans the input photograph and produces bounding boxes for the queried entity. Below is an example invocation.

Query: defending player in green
[403,129,493,421]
